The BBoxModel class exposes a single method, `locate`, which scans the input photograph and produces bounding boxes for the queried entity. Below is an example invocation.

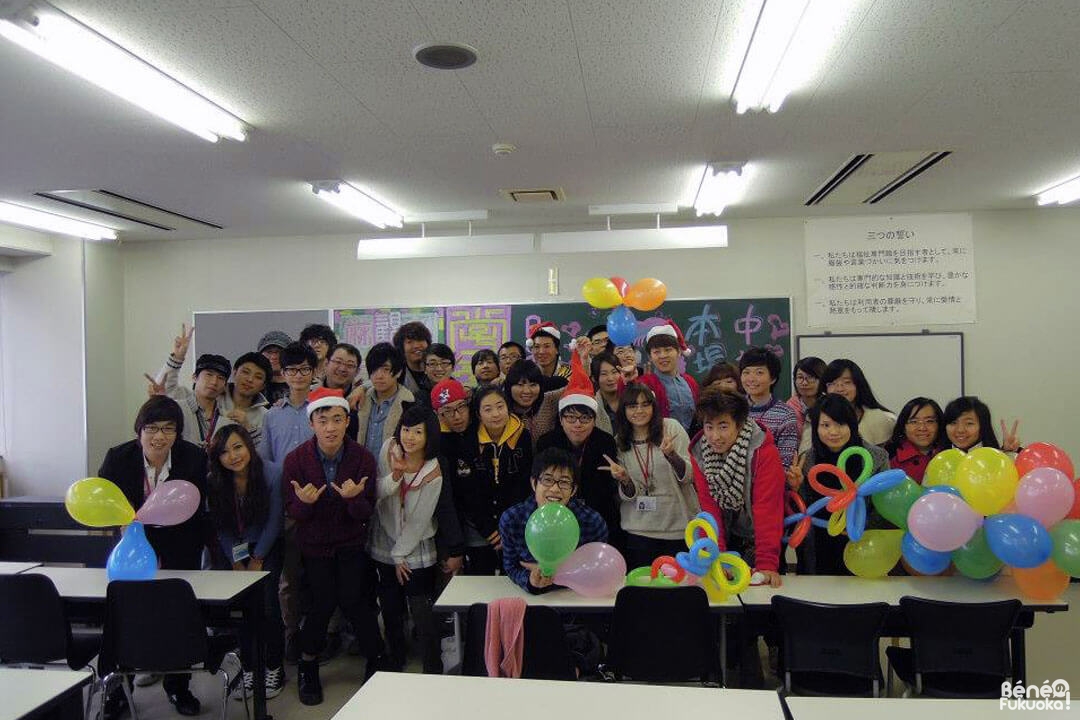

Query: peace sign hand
[171,322,195,361]
[291,480,327,505]
[332,477,368,499]
[659,432,676,457]
[144,372,165,397]
[598,453,629,483]
[999,418,1021,453]
[389,442,408,479]
[786,454,806,490]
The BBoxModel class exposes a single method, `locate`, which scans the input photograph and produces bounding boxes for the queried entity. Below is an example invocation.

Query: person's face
[613,345,636,366]
[498,346,523,375]
[437,399,470,433]
[905,404,940,451]
[399,422,427,456]
[596,361,620,394]
[282,361,313,391]
[509,378,540,409]
[708,377,739,394]
[425,354,453,383]
[261,346,282,373]
[307,337,330,362]
[649,344,679,374]
[794,369,820,400]
[369,361,398,395]
[560,409,595,447]
[624,393,654,429]
[818,412,852,453]
[193,369,227,400]
[478,393,509,433]
[531,336,558,369]
[474,355,499,382]
[946,410,981,450]
[740,364,774,400]
[326,349,359,389]
[139,419,178,458]
[825,369,857,403]
[218,431,251,475]
[532,465,577,506]
[233,362,267,397]
[403,338,428,368]
[589,332,609,357]
[703,413,739,454]
[310,407,348,449]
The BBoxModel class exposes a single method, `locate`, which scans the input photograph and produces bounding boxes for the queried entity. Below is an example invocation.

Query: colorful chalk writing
[734,303,764,345]
[333,308,444,375]
[446,305,511,385]
[686,303,727,374]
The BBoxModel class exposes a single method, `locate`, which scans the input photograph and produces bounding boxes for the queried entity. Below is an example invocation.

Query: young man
[298,324,337,383]
[527,322,569,391]
[323,342,364,440]
[392,321,432,400]
[586,324,615,358]
[222,351,273,448]
[497,341,526,377]
[357,342,415,454]
[282,387,385,705]
[638,322,699,432]
[156,323,233,447]
[739,346,799,469]
[429,378,470,576]
[258,330,293,404]
[499,447,608,593]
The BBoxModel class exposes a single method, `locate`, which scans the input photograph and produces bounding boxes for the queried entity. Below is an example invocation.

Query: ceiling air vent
[34,189,222,232]
[499,188,565,203]
[805,151,951,206]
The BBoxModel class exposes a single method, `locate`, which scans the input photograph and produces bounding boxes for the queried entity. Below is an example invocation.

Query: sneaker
[231,671,252,702]
[264,666,285,699]
[297,659,323,706]
[134,672,160,687]
[166,688,201,716]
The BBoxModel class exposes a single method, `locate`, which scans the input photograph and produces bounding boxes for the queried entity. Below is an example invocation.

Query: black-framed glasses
[142,424,177,437]
[438,402,469,417]
[561,413,595,425]
[283,366,313,377]
[425,359,453,369]
[537,475,574,490]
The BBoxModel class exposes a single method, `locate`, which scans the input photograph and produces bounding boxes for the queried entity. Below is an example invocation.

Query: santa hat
[645,321,692,357]
[306,386,350,419]
[558,341,598,413]
[430,378,467,410]
[526,322,560,350]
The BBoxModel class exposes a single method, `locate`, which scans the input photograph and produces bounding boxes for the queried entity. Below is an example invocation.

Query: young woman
[504,359,560,449]
[787,356,826,446]
[369,405,444,673]
[883,398,947,482]
[821,359,896,446]
[702,362,742,395]
[470,348,501,387]
[207,425,285,698]
[590,351,622,435]
[602,383,698,569]
[943,396,1021,453]
[423,344,456,388]
[787,394,890,575]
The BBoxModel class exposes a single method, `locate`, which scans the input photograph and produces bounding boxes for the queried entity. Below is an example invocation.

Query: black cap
[195,354,231,379]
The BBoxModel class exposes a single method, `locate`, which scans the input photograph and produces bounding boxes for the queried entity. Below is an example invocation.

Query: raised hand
[659,432,676,457]
[347,384,366,410]
[291,480,327,504]
[144,372,165,397]
[171,322,195,361]
[598,453,629,483]
[332,477,368,499]
[785,454,806,490]
[389,442,408,478]
[1000,418,1021,453]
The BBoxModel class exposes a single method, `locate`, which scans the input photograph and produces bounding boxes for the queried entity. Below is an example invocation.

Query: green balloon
[871,477,923,530]
[952,527,1004,579]
[1050,520,1080,578]
[525,503,580,575]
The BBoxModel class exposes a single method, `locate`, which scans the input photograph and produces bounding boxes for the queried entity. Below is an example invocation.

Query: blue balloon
[606,306,638,346]
[902,531,951,574]
[924,485,962,496]
[846,496,868,542]
[107,521,157,581]
[859,468,908,495]
[983,514,1053,569]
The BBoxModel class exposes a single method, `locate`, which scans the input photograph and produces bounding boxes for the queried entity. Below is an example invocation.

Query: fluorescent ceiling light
[0,201,117,240]
[1036,175,1080,206]
[0,4,246,142]
[313,181,403,229]
[540,226,727,254]
[588,203,679,216]
[357,233,533,260]
[402,210,489,223]
[693,163,748,217]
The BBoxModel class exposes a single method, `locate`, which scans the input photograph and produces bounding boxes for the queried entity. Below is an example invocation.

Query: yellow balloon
[65,477,135,528]
[843,529,903,578]
[701,573,729,602]
[581,277,623,309]
[924,448,967,488]
[684,517,718,547]
[713,552,752,595]
[953,447,1019,516]
[827,509,847,537]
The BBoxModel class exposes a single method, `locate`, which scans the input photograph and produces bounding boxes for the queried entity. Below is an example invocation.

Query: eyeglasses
[906,418,938,427]
[283,366,313,377]
[329,358,358,370]
[307,338,328,346]
[794,374,817,384]
[537,475,574,490]
[425,359,453,370]
[142,424,177,437]
[438,402,469,417]
[499,353,522,362]
[561,414,595,425]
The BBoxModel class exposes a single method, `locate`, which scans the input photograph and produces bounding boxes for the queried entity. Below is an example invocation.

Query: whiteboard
[796,333,964,414]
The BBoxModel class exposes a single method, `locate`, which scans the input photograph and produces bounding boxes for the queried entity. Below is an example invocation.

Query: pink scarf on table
[484,597,527,678]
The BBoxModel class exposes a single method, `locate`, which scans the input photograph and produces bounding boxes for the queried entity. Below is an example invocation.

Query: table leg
[719,615,728,687]
[246,578,269,720]
[451,611,463,674]
[1011,627,1026,685]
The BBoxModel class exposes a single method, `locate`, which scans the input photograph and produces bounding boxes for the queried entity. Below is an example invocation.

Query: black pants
[238,541,285,670]
[624,533,687,571]
[374,563,440,673]
[300,546,382,660]
[463,545,500,576]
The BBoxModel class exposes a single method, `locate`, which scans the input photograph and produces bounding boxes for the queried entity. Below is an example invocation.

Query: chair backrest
[900,596,1020,678]
[0,573,71,665]
[772,596,888,681]
[462,602,576,680]
[99,579,208,673]
[0,498,118,567]
[608,586,713,682]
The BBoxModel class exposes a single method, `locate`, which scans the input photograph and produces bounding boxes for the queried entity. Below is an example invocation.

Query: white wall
[84,240,126,473]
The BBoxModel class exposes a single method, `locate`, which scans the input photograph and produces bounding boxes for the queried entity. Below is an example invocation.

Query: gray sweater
[616,418,700,540]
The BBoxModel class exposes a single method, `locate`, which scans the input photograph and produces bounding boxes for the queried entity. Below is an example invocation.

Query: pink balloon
[552,542,627,598]
[136,479,201,526]
[907,492,981,552]
[1015,468,1075,528]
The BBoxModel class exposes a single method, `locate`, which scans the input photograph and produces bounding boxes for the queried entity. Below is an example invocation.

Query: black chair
[606,586,714,683]
[0,573,100,672]
[771,596,889,697]
[93,579,246,720]
[462,602,576,679]
[886,596,1021,698]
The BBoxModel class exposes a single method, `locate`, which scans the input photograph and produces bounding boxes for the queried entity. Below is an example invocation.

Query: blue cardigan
[214,463,283,562]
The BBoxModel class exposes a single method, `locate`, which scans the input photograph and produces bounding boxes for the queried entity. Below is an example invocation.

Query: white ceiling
[0,0,1078,241]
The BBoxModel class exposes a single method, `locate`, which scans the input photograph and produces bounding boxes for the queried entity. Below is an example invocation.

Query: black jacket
[451,424,533,539]
[536,426,621,546]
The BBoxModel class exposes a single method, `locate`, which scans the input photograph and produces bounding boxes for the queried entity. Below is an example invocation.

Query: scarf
[702,418,755,511]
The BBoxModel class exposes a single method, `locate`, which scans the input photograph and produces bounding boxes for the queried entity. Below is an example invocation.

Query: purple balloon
[552,542,627,597]
[136,479,201,526]
[1015,468,1075,529]
[907,492,981,552]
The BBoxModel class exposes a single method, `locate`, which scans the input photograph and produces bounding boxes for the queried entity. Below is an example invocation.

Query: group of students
[93,317,1020,714]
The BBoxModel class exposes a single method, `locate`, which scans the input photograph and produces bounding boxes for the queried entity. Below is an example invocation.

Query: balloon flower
[800,447,907,541]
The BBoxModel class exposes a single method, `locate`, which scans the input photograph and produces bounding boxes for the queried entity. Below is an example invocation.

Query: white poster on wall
[804,213,976,327]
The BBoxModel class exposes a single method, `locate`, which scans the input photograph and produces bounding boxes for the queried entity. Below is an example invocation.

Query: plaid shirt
[499,497,608,593]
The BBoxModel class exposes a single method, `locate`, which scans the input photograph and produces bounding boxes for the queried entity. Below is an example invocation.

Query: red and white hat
[645,321,692,357]
[526,321,560,350]
[307,386,350,418]
[558,341,598,413]
[430,378,467,411]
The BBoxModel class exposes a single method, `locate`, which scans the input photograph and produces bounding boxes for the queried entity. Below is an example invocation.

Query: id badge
[636,496,658,512]
[232,542,250,563]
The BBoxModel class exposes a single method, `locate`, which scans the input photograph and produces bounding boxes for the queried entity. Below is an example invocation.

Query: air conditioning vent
[499,188,565,203]
[805,151,951,206]
[33,189,222,232]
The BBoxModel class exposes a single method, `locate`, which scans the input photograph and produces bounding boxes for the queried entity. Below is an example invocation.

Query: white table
[0,668,92,720]
[0,561,42,575]
[784,696,1075,719]
[332,672,784,719]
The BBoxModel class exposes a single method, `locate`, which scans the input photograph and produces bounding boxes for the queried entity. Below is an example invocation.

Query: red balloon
[1068,479,1080,520]
[1016,442,1075,479]
[610,276,628,298]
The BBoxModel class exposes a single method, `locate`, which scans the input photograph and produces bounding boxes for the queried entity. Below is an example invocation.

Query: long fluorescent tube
[0,201,117,240]
[588,203,679,216]
[403,210,489,223]
[0,3,246,142]
[357,234,533,260]
[540,226,727,253]
[1036,175,1080,206]
[693,163,748,217]
[313,181,403,229]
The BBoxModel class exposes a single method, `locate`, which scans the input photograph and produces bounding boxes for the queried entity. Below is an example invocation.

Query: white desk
[333,672,784,719]
[0,668,92,720]
[0,561,42,575]
[784,696,1075,719]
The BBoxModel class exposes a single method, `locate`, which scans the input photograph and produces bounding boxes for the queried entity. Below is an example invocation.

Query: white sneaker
[134,673,161,687]
[234,667,285,700]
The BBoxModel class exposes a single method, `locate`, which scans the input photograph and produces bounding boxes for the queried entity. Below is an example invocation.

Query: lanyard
[234,493,246,536]
[398,468,424,522]
[198,405,220,443]
[631,442,653,495]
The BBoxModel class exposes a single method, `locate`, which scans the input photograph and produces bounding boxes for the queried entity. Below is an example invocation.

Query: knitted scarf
[701,418,755,511]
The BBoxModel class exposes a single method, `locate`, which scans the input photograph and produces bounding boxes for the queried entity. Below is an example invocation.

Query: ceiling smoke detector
[491,143,516,157]
[413,42,478,70]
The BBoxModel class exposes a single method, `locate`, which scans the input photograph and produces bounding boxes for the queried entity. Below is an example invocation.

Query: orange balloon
[1013,561,1070,601]
[624,278,667,311]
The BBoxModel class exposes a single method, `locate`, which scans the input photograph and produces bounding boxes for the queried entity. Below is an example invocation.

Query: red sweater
[689,423,785,572]
[282,437,377,557]
[639,372,700,421]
